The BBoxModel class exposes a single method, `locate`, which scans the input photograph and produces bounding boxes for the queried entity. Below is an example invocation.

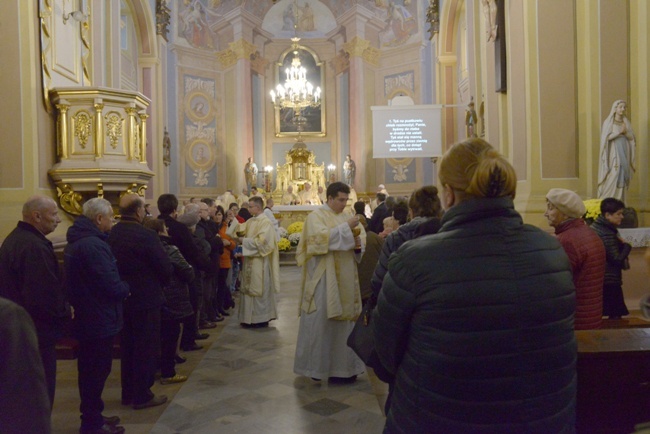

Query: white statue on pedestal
[597,100,636,202]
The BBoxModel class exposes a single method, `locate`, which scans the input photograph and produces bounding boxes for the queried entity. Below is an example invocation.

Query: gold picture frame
[274,44,326,137]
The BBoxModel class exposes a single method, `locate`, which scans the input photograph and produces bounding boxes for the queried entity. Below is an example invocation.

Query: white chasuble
[294,205,366,379]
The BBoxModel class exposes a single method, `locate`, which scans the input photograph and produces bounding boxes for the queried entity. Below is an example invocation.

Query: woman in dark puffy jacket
[590,197,631,318]
[143,218,194,385]
[367,185,443,408]
[370,185,443,302]
[372,139,577,433]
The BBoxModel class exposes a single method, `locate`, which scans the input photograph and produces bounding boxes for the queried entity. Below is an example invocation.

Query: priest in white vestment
[298,182,321,205]
[221,189,237,208]
[294,182,367,382]
[238,196,280,328]
[237,188,250,207]
[281,185,300,205]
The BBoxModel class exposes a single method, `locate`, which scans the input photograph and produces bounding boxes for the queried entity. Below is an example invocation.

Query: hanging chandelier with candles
[270,37,321,120]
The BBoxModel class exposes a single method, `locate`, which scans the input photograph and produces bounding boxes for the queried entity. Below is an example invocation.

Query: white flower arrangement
[288,232,301,246]
[278,227,288,239]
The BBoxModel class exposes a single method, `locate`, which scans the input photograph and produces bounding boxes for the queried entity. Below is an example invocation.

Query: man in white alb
[237,196,280,328]
[294,182,366,383]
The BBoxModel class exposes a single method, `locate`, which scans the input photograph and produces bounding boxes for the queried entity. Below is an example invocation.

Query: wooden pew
[576,328,650,433]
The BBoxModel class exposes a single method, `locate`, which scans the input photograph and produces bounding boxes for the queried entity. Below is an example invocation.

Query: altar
[270,140,326,203]
[271,205,319,229]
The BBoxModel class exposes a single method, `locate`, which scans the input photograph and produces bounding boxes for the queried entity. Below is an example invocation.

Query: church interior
[2,0,650,432]
[2,0,647,238]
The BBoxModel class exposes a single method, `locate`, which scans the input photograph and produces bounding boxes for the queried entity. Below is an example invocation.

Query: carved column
[93,102,104,159]
[125,107,138,161]
[56,103,70,159]
[139,112,149,163]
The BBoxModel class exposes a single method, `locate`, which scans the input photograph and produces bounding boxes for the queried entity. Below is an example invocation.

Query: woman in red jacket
[214,206,236,316]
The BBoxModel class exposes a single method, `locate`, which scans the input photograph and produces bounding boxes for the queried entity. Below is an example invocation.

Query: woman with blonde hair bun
[372,138,577,433]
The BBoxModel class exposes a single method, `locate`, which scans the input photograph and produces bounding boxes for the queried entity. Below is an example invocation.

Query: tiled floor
[52,265,388,433]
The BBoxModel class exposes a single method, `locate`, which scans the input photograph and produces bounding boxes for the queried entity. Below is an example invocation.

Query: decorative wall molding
[342,36,379,66]
[343,37,370,58]
[330,49,350,75]
[229,39,257,60]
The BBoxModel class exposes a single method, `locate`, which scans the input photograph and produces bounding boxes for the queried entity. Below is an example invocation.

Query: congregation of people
[0,137,644,433]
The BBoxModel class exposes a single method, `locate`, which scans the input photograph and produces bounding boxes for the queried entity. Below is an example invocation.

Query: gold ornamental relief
[229,39,257,61]
[363,46,380,66]
[343,37,370,58]
[105,112,123,149]
[73,111,92,149]
[216,49,237,68]
[56,184,83,215]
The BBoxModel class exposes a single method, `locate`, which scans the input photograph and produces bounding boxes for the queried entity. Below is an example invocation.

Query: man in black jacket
[0,195,71,408]
[157,194,212,350]
[367,192,388,233]
[108,194,173,410]
[198,199,224,323]
[66,198,129,433]
[0,297,51,434]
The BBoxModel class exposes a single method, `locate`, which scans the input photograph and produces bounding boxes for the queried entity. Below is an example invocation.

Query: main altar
[271,141,326,200]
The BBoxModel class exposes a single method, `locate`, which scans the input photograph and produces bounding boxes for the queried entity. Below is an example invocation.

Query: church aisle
[51,265,387,433]
[151,265,386,433]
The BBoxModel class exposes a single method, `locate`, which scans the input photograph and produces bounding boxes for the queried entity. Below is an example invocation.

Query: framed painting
[274,45,326,137]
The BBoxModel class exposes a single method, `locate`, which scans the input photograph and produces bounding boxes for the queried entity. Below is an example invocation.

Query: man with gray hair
[65,198,129,433]
[108,194,172,410]
[0,195,71,408]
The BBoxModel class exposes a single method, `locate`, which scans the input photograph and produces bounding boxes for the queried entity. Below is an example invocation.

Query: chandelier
[270,37,321,139]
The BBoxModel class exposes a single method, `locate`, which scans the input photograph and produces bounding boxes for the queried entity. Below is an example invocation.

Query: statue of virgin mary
[597,100,636,202]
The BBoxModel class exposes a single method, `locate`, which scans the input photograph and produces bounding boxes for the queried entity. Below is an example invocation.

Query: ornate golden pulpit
[48,87,154,214]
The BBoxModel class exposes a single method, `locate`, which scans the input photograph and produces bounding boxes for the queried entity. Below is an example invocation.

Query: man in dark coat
[157,194,212,351]
[65,198,129,434]
[0,195,71,407]
[0,296,51,434]
[367,192,388,233]
[108,194,173,410]
[198,199,224,323]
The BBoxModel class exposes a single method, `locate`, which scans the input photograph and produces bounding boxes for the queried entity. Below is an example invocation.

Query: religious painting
[176,0,220,50]
[274,46,326,137]
[377,0,419,48]
[184,91,213,123]
[261,0,337,38]
[186,139,216,186]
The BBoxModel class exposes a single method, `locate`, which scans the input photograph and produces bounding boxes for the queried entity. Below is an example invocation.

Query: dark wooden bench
[576,328,650,433]
[600,316,650,329]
